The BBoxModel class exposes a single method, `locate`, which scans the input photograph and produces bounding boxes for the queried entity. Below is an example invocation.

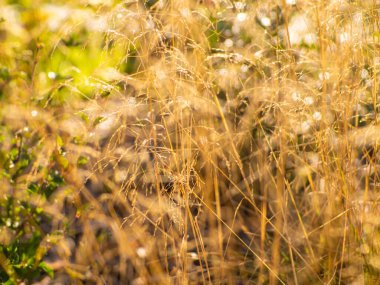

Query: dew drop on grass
[136,247,147,258]
[224,38,234,48]
[31,110,38,117]
[301,120,311,134]
[47,71,56,79]
[189,252,198,260]
[304,96,314,106]
[236,13,247,22]
[240,64,249,73]
[260,17,271,27]
[360,69,369,79]
[312,111,322,121]
[254,50,264,59]
[5,218,11,227]
[292,92,301,102]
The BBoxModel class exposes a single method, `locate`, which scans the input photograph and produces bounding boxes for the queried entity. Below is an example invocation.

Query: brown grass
[1,0,380,284]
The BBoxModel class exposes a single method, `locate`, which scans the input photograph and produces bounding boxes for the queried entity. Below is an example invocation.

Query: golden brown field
[1,0,380,284]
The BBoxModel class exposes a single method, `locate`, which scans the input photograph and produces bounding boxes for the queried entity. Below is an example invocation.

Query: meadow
[0,0,380,284]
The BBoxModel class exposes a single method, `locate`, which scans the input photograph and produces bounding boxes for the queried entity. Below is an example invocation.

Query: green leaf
[9,148,19,161]
[144,0,159,8]
[93,116,105,126]
[77,155,89,166]
[0,67,10,81]
[27,183,40,194]
[56,135,63,149]
[38,262,54,278]
[56,155,69,169]
[3,279,16,285]
[78,112,89,124]
[100,90,111,98]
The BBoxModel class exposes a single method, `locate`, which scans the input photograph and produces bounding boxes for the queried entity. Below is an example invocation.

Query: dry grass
[1,0,380,284]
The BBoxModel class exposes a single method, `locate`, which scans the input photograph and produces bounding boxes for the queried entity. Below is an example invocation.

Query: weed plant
[0,0,380,284]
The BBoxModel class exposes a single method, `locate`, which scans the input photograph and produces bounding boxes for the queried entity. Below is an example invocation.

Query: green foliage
[0,196,55,283]
[0,127,64,282]
[144,0,160,9]
[0,68,10,81]
[77,155,89,167]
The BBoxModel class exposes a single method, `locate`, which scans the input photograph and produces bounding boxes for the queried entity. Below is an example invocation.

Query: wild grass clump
[1,0,380,284]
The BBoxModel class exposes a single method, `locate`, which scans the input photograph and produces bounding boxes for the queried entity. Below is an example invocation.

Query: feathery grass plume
[1,0,380,284]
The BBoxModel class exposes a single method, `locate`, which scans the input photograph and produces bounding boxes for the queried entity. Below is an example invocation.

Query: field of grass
[1,0,380,284]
